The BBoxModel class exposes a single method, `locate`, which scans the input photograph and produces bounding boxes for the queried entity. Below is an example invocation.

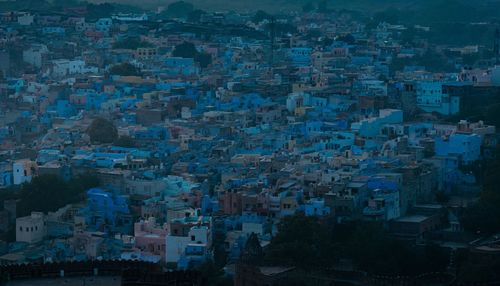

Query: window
[191,235,196,241]
[19,227,22,232]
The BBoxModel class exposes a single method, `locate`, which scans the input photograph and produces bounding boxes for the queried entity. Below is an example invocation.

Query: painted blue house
[56,100,76,118]
[81,188,132,234]
[164,57,198,75]
[288,48,312,67]
[42,27,65,35]
[303,198,330,216]
[435,133,481,164]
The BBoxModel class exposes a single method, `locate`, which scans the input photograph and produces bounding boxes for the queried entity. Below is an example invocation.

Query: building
[435,133,481,164]
[134,217,167,261]
[165,213,212,265]
[16,212,46,244]
[13,160,37,185]
[416,81,460,115]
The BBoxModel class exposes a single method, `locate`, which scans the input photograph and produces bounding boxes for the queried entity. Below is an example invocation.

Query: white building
[17,13,34,26]
[51,59,86,78]
[166,225,211,263]
[111,13,148,22]
[22,44,48,68]
[16,212,46,243]
[13,159,37,185]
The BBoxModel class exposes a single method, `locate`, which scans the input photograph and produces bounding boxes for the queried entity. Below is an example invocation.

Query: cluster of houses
[0,3,499,277]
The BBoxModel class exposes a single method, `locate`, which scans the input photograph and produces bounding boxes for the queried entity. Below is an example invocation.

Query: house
[435,133,481,164]
[51,59,86,77]
[363,189,400,221]
[16,212,46,244]
[12,159,37,185]
[303,198,331,216]
[134,217,167,261]
[165,213,212,265]
[390,214,442,240]
[351,109,404,138]
[416,81,460,115]
[95,18,112,33]
[17,12,34,26]
[79,188,133,234]
[22,44,48,68]
[288,47,312,67]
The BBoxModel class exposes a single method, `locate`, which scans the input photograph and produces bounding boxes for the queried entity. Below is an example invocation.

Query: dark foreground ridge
[0,260,204,286]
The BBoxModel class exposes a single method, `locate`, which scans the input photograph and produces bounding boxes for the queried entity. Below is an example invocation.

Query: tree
[15,174,100,218]
[302,1,315,13]
[198,260,233,286]
[86,3,115,20]
[172,42,198,58]
[241,233,263,265]
[461,188,500,234]
[160,1,194,19]
[114,136,136,148]
[318,0,328,12]
[265,215,449,276]
[187,9,206,23]
[252,10,271,24]
[109,63,142,76]
[266,214,332,270]
[173,42,212,68]
[461,145,500,235]
[195,52,212,68]
[87,117,118,144]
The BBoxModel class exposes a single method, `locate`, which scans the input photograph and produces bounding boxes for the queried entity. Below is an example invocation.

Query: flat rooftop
[394,215,429,223]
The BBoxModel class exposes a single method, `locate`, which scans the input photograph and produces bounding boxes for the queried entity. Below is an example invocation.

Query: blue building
[435,133,481,164]
[80,188,132,234]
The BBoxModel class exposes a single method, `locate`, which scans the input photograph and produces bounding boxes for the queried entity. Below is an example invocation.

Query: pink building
[134,217,168,261]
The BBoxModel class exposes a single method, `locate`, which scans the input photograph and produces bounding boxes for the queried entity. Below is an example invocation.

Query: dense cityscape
[0,0,500,285]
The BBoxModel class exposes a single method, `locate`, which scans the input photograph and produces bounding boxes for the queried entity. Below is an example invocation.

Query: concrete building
[13,159,38,185]
[416,81,460,115]
[16,212,46,243]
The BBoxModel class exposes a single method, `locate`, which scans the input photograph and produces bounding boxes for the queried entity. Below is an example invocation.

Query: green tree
[109,63,142,76]
[266,214,333,270]
[318,0,328,12]
[302,1,315,13]
[195,53,212,68]
[16,174,100,218]
[241,233,263,265]
[160,1,194,19]
[252,10,271,24]
[87,117,118,144]
[172,42,198,58]
[461,145,500,235]
[86,3,115,20]
[114,136,136,148]
[173,42,212,68]
[187,9,206,23]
